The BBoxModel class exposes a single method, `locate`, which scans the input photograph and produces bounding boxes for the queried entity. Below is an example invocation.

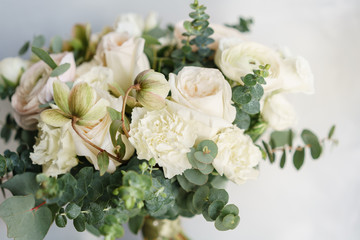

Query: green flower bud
[134,69,170,110]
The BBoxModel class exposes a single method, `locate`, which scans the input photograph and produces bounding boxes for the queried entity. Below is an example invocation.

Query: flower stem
[121,84,140,138]
[71,118,126,164]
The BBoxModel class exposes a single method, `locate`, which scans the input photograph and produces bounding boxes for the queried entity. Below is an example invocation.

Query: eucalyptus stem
[271,137,336,153]
[121,84,141,138]
[71,118,125,164]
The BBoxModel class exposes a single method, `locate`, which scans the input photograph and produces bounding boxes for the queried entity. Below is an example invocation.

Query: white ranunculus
[11,52,76,130]
[169,66,236,123]
[114,13,144,37]
[174,22,245,51]
[30,121,78,177]
[96,32,150,92]
[129,106,197,178]
[215,39,282,92]
[0,57,28,85]
[262,94,297,131]
[212,126,261,185]
[277,47,315,94]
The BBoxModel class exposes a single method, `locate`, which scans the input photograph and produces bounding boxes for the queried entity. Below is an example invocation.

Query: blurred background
[0,0,359,239]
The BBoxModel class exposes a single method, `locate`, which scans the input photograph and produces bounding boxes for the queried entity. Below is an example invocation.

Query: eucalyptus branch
[271,137,337,153]
[71,118,126,164]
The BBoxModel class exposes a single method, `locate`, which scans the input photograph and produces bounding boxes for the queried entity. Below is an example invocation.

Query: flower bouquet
[0,1,337,239]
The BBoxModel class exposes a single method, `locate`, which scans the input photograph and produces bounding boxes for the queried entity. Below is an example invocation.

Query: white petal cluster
[129,107,197,178]
[30,121,78,177]
[212,126,261,185]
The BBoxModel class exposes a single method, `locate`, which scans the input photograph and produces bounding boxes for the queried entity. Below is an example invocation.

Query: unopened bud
[134,69,170,110]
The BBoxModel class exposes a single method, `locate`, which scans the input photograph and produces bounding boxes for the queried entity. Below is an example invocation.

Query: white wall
[0,0,359,239]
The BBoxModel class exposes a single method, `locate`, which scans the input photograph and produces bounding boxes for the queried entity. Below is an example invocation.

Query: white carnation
[212,126,261,185]
[30,121,78,177]
[129,107,197,178]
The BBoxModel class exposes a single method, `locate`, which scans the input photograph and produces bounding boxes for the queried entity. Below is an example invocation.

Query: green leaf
[328,125,336,139]
[50,63,71,77]
[176,174,195,192]
[51,35,63,53]
[293,148,305,170]
[18,41,30,56]
[110,120,122,147]
[0,155,6,177]
[192,185,210,211]
[233,108,251,130]
[198,164,214,175]
[250,84,264,100]
[65,202,81,219]
[196,140,218,159]
[194,151,213,164]
[31,46,57,69]
[270,130,293,148]
[186,148,198,169]
[128,215,145,234]
[32,35,45,48]
[55,214,67,228]
[232,86,251,105]
[301,129,322,159]
[107,107,122,121]
[242,99,260,114]
[87,203,104,225]
[1,172,39,196]
[243,74,257,86]
[262,141,275,163]
[142,34,161,46]
[97,151,109,176]
[209,188,229,204]
[0,195,52,240]
[208,200,226,220]
[280,150,286,168]
[74,213,86,232]
[184,169,208,185]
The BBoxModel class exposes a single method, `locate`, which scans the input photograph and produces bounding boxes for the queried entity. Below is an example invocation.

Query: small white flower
[129,107,197,178]
[212,126,261,185]
[262,94,297,131]
[0,57,28,85]
[30,121,78,177]
[114,13,145,37]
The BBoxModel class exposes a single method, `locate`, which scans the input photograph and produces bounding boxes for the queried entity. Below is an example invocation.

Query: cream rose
[169,66,236,123]
[11,52,76,130]
[215,39,282,92]
[277,47,314,94]
[261,94,297,131]
[0,57,28,85]
[129,106,197,178]
[96,32,150,92]
[30,121,78,177]
[212,126,261,185]
[174,22,245,51]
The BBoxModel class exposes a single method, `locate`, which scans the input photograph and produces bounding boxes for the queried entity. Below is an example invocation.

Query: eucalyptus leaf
[50,63,71,77]
[31,46,57,69]
[18,41,30,56]
[328,125,336,139]
[301,129,322,159]
[293,147,305,170]
[32,35,45,48]
[183,169,208,185]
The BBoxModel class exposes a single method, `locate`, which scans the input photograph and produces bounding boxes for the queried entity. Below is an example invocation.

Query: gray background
[1,0,360,239]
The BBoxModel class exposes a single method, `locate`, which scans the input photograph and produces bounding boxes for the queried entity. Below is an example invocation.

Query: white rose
[212,126,261,185]
[0,57,28,85]
[114,13,144,37]
[11,52,76,130]
[169,66,236,123]
[129,106,197,178]
[30,121,78,177]
[96,32,150,92]
[262,94,297,131]
[215,39,282,92]
[277,47,315,94]
[174,22,245,51]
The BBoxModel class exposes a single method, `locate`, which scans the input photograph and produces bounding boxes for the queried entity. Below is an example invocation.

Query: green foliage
[31,46,58,69]
[293,148,305,170]
[0,195,52,240]
[301,129,322,159]
[128,215,145,234]
[18,41,30,56]
[65,202,82,219]
[51,35,63,53]
[226,17,253,33]
[32,35,46,48]
[232,66,269,141]
[97,151,109,176]
[50,63,71,77]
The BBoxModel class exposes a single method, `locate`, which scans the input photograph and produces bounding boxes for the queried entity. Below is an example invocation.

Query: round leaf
[65,202,81,220]
[208,200,226,220]
[193,186,210,211]
[293,148,305,170]
[184,169,208,185]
